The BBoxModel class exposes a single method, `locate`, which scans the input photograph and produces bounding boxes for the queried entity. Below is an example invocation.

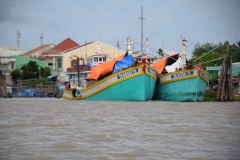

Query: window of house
[72,60,77,67]
[11,62,15,69]
[57,59,62,68]
[103,57,106,62]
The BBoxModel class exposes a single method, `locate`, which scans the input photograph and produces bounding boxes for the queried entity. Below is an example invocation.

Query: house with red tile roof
[22,44,54,58]
[42,38,80,56]
[39,38,81,71]
[61,41,125,72]
[52,41,125,85]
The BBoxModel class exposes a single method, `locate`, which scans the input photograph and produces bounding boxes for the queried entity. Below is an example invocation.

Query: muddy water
[0,98,240,159]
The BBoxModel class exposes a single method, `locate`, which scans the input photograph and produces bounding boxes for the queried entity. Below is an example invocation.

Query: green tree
[157,48,164,56]
[43,67,51,78]
[191,51,223,66]
[228,42,240,63]
[191,40,240,66]
[21,61,39,79]
[10,61,55,85]
[10,68,21,83]
[192,42,222,58]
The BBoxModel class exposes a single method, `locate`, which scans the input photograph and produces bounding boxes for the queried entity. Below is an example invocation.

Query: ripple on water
[83,116,107,123]
[0,99,240,159]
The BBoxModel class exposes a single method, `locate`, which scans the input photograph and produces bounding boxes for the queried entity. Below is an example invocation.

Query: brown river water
[0,98,240,160]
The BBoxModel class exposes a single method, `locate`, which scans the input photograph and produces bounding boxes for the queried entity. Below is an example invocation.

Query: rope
[133,41,182,61]
[193,43,223,62]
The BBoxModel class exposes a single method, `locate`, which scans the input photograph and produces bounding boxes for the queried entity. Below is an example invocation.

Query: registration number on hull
[117,69,139,79]
[171,71,194,79]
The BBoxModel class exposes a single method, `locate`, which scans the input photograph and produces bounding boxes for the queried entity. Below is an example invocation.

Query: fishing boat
[63,53,157,101]
[63,38,157,101]
[152,39,209,102]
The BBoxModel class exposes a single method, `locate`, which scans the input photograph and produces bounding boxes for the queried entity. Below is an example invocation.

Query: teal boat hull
[85,74,155,101]
[153,68,209,102]
[63,64,157,101]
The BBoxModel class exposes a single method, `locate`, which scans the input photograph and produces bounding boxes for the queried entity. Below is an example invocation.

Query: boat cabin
[138,55,157,65]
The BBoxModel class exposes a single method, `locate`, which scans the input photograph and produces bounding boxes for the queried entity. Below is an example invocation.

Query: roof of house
[42,38,80,55]
[13,55,49,69]
[63,42,94,53]
[37,55,54,60]
[22,44,53,56]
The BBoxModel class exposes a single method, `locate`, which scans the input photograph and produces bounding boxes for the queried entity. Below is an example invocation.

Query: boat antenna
[40,33,43,46]
[116,38,120,49]
[17,30,21,48]
[139,6,145,55]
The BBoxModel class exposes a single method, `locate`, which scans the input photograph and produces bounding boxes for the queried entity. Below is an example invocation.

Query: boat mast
[139,7,145,55]
[126,37,133,55]
[181,38,187,69]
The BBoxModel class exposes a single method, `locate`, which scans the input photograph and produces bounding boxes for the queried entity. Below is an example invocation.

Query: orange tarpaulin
[85,53,126,80]
[152,57,167,74]
[152,53,179,74]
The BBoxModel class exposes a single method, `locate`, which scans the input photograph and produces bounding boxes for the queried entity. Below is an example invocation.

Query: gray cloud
[0,0,33,24]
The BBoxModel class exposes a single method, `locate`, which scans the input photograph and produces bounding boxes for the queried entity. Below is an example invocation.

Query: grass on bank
[204,92,240,102]
[27,79,58,87]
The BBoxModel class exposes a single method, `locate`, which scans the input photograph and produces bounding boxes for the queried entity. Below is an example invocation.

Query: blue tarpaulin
[112,55,135,74]
[48,74,57,82]
[58,85,66,90]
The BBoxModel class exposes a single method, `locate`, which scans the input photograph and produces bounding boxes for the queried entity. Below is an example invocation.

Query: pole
[139,7,145,54]
[181,39,187,69]
[39,67,41,80]
[77,57,80,87]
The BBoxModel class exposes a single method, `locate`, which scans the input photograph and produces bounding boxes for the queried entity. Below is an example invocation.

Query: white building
[0,47,25,86]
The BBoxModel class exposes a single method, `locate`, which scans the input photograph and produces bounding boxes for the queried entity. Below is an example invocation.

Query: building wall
[232,63,240,76]
[0,47,25,73]
[13,56,53,70]
[206,62,240,80]
[0,47,25,56]
[0,57,15,72]
[61,41,125,71]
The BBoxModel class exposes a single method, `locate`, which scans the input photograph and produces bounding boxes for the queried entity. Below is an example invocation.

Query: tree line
[190,40,240,66]
[157,40,240,66]
[11,61,51,84]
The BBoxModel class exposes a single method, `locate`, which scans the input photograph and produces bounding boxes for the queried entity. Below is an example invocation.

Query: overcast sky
[0,0,239,58]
